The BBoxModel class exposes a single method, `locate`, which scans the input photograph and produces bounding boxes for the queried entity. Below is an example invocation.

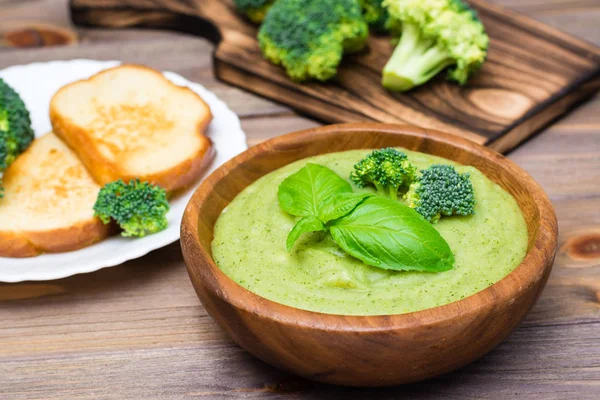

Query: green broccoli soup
[212,149,528,315]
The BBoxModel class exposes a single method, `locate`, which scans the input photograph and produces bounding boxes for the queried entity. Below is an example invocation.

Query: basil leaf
[278,163,352,218]
[330,196,454,272]
[286,215,325,251]
[318,192,373,224]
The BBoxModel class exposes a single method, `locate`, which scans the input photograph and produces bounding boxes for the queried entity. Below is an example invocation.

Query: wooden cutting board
[70,0,600,153]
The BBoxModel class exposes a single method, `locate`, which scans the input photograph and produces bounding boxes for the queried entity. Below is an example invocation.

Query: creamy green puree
[212,149,528,315]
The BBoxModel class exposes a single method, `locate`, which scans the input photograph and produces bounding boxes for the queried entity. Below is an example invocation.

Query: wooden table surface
[1,0,599,398]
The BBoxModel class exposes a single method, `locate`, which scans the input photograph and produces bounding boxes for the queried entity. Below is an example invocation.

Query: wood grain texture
[68,0,600,153]
[181,123,558,386]
[0,22,77,48]
[0,0,599,398]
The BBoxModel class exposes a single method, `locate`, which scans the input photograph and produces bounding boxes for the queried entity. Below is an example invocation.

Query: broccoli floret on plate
[0,78,34,197]
[94,179,170,238]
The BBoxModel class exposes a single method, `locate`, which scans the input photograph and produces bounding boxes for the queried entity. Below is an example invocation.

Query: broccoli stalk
[382,23,454,91]
[404,164,475,223]
[381,0,489,92]
[93,179,170,238]
[258,0,368,82]
[350,148,416,200]
[233,0,275,24]
[0,78,34,198]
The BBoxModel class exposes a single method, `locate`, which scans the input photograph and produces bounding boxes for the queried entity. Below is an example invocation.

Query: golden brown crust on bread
[0,220,111,258]
[0,133,111,258]
[50,109,214,190]
[49,64,214,192]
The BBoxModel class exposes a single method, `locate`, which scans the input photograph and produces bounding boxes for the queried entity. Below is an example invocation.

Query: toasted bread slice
[0,133,110,258]
[50,64,214,192]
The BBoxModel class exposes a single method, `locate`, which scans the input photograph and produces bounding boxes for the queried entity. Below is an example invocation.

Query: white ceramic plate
[0,59,247,282]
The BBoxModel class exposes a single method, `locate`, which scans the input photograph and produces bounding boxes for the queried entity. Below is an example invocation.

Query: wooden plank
[0,191,598,398]
[69,0,600,153]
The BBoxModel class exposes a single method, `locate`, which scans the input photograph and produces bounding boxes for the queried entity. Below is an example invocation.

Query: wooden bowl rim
[182,123,557,332]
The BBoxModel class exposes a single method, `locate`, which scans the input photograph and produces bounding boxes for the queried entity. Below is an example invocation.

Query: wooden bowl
[181,124,557,387]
